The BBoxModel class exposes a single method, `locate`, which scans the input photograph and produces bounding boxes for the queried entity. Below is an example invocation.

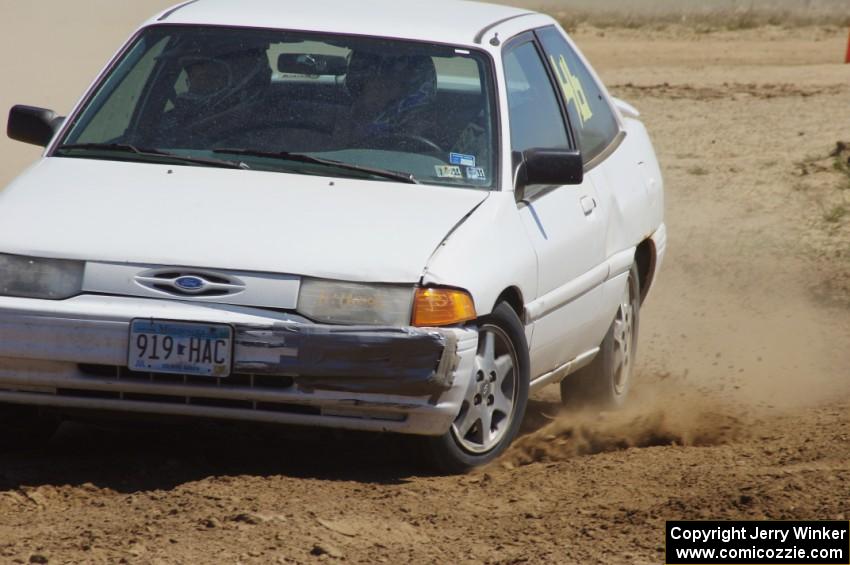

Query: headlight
[0,253,85,299]
[297,279,414,325]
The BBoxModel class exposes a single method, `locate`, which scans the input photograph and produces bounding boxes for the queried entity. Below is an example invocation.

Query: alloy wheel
[451,325,519,454]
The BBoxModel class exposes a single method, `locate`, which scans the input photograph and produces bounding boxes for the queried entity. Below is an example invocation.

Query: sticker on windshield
[465,167,486,181]
[435,165,463,179]
[449,153,476,167]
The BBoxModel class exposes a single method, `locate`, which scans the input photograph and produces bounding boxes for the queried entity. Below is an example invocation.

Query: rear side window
[536,27,619,165]
[502,40,569,154]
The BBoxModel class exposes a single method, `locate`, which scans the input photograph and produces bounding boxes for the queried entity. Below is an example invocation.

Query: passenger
[160,40,272,144]
[177,49,270,117]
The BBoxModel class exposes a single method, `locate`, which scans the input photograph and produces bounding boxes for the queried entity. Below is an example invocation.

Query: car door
[503,34,607,379]
[535,26,645,332]
[537,25,654,243]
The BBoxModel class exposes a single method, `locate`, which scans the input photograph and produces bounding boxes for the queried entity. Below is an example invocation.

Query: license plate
[128,319,233,377]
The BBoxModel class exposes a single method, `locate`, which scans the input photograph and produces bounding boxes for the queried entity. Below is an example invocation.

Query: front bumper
[0,295,478,436]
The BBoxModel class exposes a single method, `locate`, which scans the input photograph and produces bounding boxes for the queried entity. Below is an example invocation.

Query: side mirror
[7,105,65,147]
[514,148,584,201]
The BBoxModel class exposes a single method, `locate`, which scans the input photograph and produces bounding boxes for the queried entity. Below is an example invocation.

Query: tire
[0,404,60,452]
[561,263,640,409]
[423,302,530,474]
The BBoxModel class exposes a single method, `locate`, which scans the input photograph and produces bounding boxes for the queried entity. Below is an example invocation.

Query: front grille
[134,268,247,298]
[153,271,231,284]
[78,364,295,390]
[70,364,318,415]
[151,283,229,297]
[0,363,408,424]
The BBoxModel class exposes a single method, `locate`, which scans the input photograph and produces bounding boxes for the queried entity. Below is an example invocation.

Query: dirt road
[1,15,849,565]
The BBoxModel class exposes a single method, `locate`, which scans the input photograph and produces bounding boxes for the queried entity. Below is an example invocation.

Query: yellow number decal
[549,54,593,128]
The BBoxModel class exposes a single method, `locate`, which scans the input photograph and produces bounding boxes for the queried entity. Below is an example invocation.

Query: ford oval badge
[174,276,206,291]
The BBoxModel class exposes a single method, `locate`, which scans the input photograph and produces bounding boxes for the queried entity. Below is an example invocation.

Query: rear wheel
[561,263,640,409]
[0,405,60,451]
[424,303,529,473]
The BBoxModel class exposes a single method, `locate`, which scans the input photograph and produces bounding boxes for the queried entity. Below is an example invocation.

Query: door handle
[580,195,597,216]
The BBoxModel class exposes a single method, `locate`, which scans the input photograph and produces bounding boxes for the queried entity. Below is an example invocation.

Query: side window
[537,27,619,165]
[502,40,569,154]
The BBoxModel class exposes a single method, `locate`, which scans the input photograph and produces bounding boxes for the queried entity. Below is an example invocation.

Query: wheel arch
[634,237,656,303]
[492,286,525,322]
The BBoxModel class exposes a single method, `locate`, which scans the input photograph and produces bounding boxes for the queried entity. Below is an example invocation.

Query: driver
[339,52,437,143]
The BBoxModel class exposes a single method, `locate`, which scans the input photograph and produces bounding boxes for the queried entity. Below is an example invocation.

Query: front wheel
[561,263,641,409]
[423,302,529,474]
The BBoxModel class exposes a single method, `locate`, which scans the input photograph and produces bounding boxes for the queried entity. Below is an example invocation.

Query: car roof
[150,0,540,47]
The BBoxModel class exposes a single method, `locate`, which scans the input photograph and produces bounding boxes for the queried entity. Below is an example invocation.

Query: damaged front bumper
[0,295,478,436]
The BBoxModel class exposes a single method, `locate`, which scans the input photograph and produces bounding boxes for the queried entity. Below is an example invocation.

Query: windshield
[57,25,498,189]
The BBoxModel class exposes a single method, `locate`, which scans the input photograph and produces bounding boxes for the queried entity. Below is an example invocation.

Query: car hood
[0,158,489,283]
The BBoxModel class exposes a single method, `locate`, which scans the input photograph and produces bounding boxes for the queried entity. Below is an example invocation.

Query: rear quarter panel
[599,116,665,257]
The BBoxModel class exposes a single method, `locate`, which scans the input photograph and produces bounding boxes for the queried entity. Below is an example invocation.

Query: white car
[0,0,665,471]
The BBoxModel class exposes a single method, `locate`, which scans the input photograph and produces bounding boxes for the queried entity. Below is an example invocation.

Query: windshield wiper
[56,143,248,170]
[212,148,418,184]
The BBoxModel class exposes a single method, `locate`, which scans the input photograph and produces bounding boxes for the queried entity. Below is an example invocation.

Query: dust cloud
[506,379,746,466]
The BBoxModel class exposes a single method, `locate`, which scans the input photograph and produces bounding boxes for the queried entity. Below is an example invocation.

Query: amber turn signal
[412,287,477,327]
